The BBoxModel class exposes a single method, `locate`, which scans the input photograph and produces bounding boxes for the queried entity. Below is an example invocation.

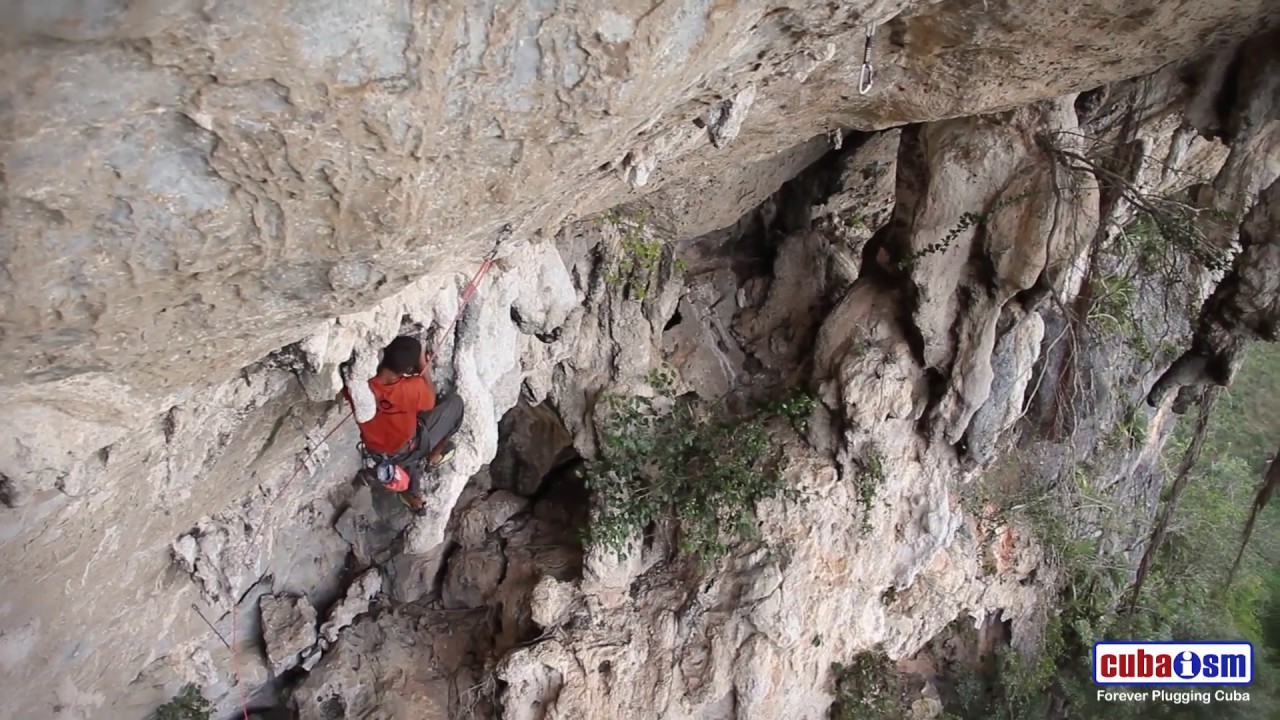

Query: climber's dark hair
[379,336,423,376]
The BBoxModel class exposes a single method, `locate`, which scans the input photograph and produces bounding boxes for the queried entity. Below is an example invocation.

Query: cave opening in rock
[451,400,588,644]
[663,307,684,331]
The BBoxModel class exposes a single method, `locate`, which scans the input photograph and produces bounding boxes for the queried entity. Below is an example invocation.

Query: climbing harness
[859,24,876,95]
[219,225,511,720]
[356,439,416,493]
[359,447,409,490]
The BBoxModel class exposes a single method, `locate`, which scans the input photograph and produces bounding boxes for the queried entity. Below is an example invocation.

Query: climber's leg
[416,394,465,467]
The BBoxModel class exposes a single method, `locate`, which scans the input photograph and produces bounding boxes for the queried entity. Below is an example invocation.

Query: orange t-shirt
[345,375,437,454]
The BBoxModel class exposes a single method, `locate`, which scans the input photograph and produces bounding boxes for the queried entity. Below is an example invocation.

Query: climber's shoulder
[403,374,436,410]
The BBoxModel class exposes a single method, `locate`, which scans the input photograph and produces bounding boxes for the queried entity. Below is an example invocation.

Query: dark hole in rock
[1074,85,1106,121]
[398,313,426,337]
[262,341,312,374]
[436,401,589,654]
[491,401,577,497]
[0,472,15,508]
[319,695,346,720]
[663,308,684,331]
[535,326,562,344]
[642,519,658,553]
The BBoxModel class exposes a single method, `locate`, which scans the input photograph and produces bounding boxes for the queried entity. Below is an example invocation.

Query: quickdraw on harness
[222,225,511,720]
[859,24,876,95]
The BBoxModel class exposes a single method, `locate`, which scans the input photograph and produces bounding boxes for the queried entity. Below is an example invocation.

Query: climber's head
[379,336,424,377]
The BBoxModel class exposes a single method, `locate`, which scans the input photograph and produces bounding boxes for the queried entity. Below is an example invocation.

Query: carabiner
[859,24,876,95]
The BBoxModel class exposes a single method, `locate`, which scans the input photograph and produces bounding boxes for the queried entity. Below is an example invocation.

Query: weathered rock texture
[2,2,1280,720]
[4,0,1278,473]
[259,594,318,676]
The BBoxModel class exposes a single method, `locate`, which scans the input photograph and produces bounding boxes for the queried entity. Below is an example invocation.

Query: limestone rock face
[319,569,382,645]
[3,0,1277,465]
[259,594,318,677]
[292,608,494,720]
[1,3,1279,720]
[442,541,507,610]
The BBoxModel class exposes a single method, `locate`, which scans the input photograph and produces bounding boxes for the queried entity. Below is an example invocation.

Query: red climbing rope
[222,238,505,719]
[425,244,501,362]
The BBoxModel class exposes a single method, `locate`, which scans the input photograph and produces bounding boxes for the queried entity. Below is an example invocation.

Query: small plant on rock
[855,450,886,535]
[840,212,867,231]
[152,684,212,720]
[896,191,1035,270]
[770,390,818,432]
[1087,275,1137,336]
[601,209,665,299]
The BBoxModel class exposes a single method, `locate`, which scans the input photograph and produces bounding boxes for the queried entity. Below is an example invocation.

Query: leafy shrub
[152,685,211,720]
[830,653,909,720]
[584,368,809,560]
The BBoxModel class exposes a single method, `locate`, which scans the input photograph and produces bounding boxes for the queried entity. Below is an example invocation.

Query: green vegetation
[839,212,867,231]
[896,191,1035,270]
[1087,274,1138,337]
[600,209,668,300]
[583,367,811,561]
[857,450,885,535]
[939,345,1280,719]
[1106,406,1149,451]
[152,685,211,720]
[1115,207,1233,276]
[830,653,909,720]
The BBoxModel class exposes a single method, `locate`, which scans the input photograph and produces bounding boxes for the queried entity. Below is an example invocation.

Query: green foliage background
[965,344,1280,719]
[831,344,1280,719]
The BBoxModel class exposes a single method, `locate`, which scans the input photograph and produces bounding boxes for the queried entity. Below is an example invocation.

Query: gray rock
[258,594,318,676]
[383,546,447,605]
[702,85,757,149]
[442,541,508,610]
[3,4,1280,717]
[663,269,746,399]
[334,485,409,566]
[293,609,491,720]
[530,576,580,630]
[458,490,532,546]
[319,569,382,645]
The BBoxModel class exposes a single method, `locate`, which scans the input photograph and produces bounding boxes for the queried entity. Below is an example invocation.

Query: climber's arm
[418,372,437,413]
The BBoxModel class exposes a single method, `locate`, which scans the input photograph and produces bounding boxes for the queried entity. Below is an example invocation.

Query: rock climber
[341,335,464,515]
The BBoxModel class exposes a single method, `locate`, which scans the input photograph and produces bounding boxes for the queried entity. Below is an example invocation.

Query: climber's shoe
[429,442,456,468]
[399,493,427,517]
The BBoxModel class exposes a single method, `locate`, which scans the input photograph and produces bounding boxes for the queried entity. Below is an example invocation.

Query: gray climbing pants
[404,393,465,495]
